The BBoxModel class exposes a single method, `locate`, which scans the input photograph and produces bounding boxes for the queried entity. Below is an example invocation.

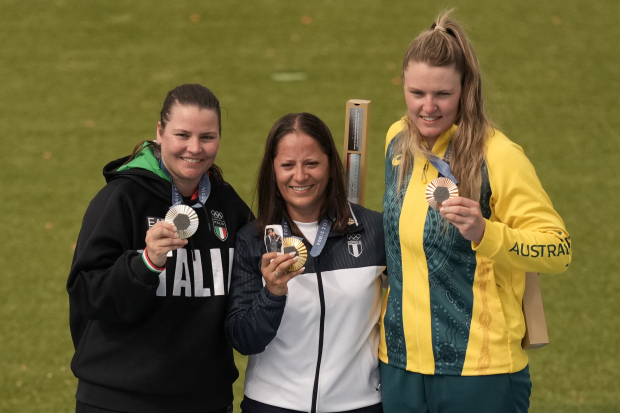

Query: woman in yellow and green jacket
[380,10,571,413]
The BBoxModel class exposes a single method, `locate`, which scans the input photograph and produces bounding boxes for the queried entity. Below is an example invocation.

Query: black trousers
[240,396,383,413]
[76,400,232,413]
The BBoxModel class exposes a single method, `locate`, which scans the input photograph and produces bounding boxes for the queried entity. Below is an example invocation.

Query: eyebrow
[171,128,218,135]
[408,85,456,92]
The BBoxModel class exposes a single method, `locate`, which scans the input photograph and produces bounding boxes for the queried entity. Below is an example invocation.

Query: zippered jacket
[380,120,571,376]
[67,146,253,412]
[226,204,386,412]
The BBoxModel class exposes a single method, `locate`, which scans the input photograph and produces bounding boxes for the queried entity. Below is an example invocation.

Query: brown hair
[397,9,491,201]
[256,113,350,237]
[124,84,223,183]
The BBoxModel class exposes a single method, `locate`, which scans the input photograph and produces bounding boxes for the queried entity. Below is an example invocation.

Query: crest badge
[347,234,363,257]
[211,210,228,241]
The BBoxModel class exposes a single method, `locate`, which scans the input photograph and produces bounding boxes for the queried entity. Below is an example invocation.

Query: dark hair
[256,113,350,237]
[124,84,224,183]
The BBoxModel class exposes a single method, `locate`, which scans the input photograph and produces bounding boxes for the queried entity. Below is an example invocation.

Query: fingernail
[300,267,305,271]
[276,252,283,256]
[173,226,177,231]
[289,252,296,256]
[292,256,298,261]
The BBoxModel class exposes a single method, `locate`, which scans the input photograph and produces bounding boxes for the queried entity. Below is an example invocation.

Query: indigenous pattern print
[422,163,491,375]
[423,206,476,375]
[382,135,408,369]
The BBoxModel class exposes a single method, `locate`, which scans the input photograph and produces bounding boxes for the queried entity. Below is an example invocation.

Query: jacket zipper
[310,255,325,413]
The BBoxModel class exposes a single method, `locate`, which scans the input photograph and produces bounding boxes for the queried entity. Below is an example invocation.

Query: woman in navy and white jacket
[226,112,386,413]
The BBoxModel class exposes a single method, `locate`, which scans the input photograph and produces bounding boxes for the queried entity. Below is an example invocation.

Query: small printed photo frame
[264,225,284,253]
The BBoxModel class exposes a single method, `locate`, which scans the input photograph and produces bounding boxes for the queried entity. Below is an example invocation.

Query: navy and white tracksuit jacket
[226,203,386,412]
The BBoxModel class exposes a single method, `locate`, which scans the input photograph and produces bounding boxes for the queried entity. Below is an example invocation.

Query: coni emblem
[211,210,228,241]
[347,234,363,257]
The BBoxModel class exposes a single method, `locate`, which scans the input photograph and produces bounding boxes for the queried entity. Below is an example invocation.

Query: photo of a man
[264,226,283,253]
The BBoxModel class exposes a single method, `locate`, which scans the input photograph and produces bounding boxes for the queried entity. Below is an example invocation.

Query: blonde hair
[397,9,490,201]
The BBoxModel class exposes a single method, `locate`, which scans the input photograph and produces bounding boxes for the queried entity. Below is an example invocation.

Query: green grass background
[1,0,618,411]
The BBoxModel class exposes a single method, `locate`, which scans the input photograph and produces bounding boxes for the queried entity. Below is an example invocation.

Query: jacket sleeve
[225,229,287,355]
[472,133,571,274]
[67,184,160,324]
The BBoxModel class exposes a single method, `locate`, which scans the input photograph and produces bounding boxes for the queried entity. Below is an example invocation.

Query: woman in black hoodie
[67,84,253,413]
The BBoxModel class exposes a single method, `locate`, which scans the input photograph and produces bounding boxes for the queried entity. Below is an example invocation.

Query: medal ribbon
[426,143,458,184]
[159,159,211,208]
[282,216,332,258]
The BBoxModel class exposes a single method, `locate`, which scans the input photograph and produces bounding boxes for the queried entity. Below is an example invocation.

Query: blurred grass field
[1,0,619,412]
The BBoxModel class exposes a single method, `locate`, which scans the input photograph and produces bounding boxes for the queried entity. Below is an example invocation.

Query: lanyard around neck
[282,216,332,258]
[426,143,458,184]
[159,159,211,208]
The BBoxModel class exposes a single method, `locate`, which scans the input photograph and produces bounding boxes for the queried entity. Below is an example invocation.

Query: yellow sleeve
[472,131,571,274]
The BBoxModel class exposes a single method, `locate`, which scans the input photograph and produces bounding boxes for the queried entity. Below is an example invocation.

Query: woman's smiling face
[273,132,330,223]
[157,104,220,195]
[403,62,462,145]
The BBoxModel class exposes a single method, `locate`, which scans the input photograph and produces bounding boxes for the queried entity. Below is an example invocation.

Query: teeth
[292,185,311,191]
[182,158,201,163]
[422,116,440,121]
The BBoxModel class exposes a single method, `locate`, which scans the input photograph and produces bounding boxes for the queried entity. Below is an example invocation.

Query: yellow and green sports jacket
[379,119,571,376]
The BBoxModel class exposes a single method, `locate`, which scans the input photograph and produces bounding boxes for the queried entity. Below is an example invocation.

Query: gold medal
[282,237,307,272]
[165,205,199,239]
[426,177,458,211]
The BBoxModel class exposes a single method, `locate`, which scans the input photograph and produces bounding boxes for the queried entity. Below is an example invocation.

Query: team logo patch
[211,210,228,241]
[347,234,363,257]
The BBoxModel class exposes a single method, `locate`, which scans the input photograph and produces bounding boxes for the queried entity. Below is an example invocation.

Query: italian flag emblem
[215,226,227,240]
[211,210,228,241]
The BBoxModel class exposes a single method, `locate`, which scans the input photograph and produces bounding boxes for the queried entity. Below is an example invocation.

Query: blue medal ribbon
[282,216,332,258]
[427,143,458,184]
[159,159,211,208]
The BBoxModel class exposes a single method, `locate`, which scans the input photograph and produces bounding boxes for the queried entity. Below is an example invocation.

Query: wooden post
[343,99,370,206]
[522,272,550,349]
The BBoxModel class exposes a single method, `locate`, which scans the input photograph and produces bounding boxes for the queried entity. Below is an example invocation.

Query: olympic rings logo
[347,234,361,241]
[211,211,223,219]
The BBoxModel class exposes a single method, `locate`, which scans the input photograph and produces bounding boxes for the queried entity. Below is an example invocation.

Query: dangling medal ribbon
[159,159,211,208]
[426,143,458,185]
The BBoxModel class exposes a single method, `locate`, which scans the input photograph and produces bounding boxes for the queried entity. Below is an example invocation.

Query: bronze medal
[426,177,459,211]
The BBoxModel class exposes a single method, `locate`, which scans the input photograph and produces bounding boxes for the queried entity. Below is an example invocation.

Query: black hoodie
[67,149,253,412]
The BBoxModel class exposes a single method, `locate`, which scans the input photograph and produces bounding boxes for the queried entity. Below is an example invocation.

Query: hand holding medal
[260,251,306,297]
[144,221,188,268]
[260,225,307,296]
[437,191,486,244]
